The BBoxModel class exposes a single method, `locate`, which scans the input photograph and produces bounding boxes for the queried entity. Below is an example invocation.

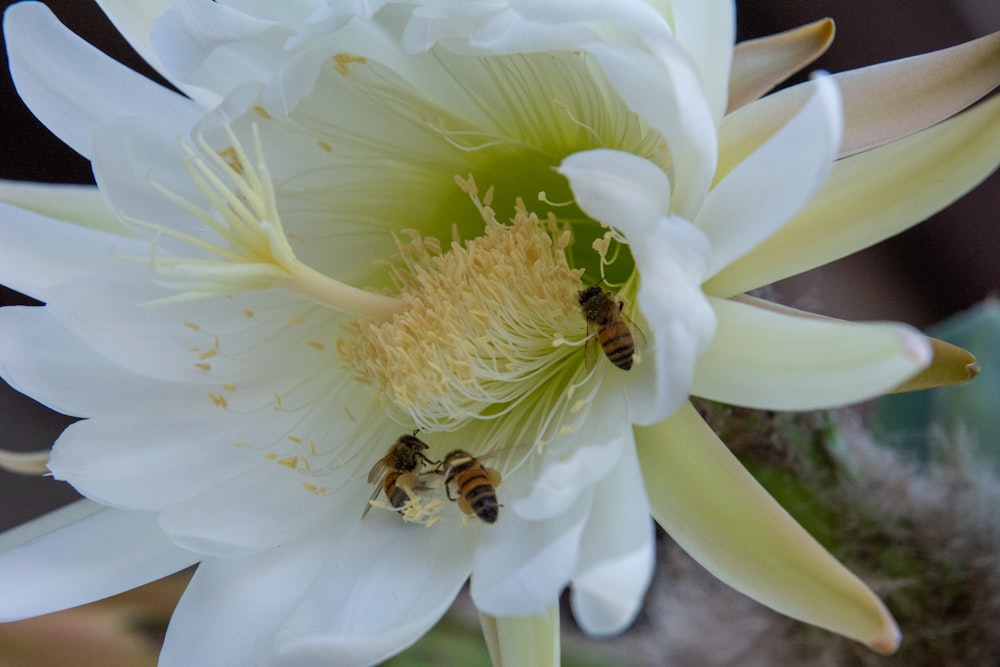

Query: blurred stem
[479,606,560,667]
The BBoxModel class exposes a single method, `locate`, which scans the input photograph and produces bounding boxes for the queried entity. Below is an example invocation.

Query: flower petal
[666,0,735,124]
[718,28,1000,180]
[692,296,932,410]
[471,489,592,617]
[159,533,327,667]
[511,390,631,520]
[0,306,179,418]
[635,403,900,653]
[889,336,980,393]
[0,202,143,301]
[696,74,842,278]
[584,39,718,219]
[0,501,197,621]
[727,18,835,113]
[479,606,561,667]
[570,444,654,636]
[707,91,1000,296]
[157,463,340,556]
[150,0,294,105]
[402,0,673,54]
[558,149,716,425]
[270,519,474,666]
[3,2,198,159]
[0,180,130,235]
[94,0,173,83]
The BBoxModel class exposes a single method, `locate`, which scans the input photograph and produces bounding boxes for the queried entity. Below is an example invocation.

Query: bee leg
[417,452,439,467]
[456,496,474,516]
[485,468,502,486]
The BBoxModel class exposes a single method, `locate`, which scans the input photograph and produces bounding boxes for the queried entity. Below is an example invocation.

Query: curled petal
[570,444,654,636]
[728,18,835,113]
[708,92,1000,296]
[3,2,198,159]
[693,296,932,410]
[0,502,198,621]
[636,403,900,653]
[697,74,842,277]
[558,149,716,425]
[666,0,735,123]
[512,391,631,521]
[471,491,592,617]
[151,0,295,104]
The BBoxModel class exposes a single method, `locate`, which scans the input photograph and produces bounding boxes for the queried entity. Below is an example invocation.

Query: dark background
[0,1,998,530]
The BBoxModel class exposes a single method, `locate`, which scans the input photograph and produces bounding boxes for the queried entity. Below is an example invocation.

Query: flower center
[338,180,601,461]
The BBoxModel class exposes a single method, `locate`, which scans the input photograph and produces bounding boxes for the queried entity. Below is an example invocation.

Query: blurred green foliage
[875,299,1000,466]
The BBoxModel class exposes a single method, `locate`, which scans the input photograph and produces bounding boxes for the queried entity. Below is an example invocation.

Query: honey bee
[363,432,438,518]
[439,450,502,524]
[578,285,638,371]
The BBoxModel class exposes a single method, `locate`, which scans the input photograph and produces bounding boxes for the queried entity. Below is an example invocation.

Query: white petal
[558,150,716,425]
[0,180,129,235]
[471,489,592,616]
[48,408,276,512]
[570,445,654,636]
[584,39,718,219]
[270,518,474,666]
[635,403,900,653]
[692,296,932,410]
[512,391,630,520]
[3,2,199,159]
[665,0,735,124]
[0,306,181,418]
[557,148,672,230]
[403,0,673,54]
[0,502,197,621]
[151,0,294,103]
[0,201,143,301]
[707,92,1000,296]
[159,534,328,667]
[696,74,842,278]
[94,0,174,83]
[157,463,341,556]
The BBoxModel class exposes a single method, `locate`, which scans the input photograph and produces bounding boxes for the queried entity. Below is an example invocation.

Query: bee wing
[366,458,388,484]
[622,311,647,353]
[361,482,383,519]
[485,467,502,486]
[583,320,602,371]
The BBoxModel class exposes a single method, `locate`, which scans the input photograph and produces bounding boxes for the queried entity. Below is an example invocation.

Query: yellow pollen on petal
[333,53,367,76]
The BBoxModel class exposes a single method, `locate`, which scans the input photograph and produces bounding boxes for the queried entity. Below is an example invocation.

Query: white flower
[0,2,996,665]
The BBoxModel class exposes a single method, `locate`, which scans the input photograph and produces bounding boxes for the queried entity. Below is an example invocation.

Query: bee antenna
[412,428,421,436]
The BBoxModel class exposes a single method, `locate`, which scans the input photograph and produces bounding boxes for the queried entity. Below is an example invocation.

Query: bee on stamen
[437,450,502,524]
[363,432,438,518]
[578,285,641,371]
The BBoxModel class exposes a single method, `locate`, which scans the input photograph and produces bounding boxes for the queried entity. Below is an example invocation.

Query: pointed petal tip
[868,615,902,654]
[890,337,979,393]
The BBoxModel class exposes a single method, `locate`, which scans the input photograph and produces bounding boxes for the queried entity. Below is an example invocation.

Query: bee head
[578,285,601,305]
